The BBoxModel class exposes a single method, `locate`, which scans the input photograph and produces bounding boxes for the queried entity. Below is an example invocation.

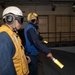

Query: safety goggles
[15,15,24,25]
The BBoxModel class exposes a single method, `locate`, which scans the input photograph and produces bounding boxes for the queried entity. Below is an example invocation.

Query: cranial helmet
[2,6,24,24]
[2,6,23,17]
[27,12,38,22]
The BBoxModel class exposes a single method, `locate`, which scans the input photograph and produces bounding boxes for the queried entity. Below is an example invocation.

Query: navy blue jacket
[0,32,17,75]
[24,23,51,55]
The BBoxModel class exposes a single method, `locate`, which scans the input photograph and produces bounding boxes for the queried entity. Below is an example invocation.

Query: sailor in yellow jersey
[0,6,30,75]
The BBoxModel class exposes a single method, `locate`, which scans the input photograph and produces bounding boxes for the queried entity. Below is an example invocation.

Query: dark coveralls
[24,23,51,75]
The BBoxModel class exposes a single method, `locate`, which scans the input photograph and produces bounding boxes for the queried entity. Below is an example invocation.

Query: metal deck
[38,50,75,75]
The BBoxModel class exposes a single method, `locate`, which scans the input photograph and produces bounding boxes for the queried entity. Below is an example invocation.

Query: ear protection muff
[4,13,15,24]
[31,19,35,23]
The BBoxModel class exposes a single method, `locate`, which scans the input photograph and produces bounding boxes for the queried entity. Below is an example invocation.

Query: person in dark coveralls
[24,12,53,75]
[0,6,30,75]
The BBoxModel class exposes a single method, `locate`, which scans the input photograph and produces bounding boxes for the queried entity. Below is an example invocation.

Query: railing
[40,32,75,46]
[40,32,75,47]
[18,29,75,46]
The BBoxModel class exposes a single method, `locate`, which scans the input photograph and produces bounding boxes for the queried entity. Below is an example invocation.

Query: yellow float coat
[0,25,29,75]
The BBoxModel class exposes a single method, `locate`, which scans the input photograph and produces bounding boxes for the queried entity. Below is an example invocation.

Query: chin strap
[13,27,18,34]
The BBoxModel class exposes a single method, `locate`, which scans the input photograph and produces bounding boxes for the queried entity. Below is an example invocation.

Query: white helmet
[27,12,38,22]
[2,6,23,19]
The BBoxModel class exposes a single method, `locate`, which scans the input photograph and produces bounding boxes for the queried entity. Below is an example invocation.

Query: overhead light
[72,2,75,7]
[72,2,75,12]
